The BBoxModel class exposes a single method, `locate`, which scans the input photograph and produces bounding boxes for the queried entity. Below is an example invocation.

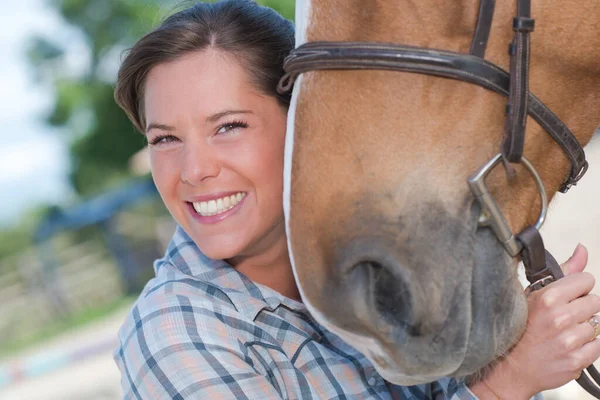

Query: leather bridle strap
[469,0,496,58]
[277,42,588,192]
[503,0,535,163]
[519,226,562,288]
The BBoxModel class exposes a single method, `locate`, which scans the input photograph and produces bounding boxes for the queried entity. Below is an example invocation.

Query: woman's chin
[198,240,246,261]
[178,224,244,261]
[180,211,286,263]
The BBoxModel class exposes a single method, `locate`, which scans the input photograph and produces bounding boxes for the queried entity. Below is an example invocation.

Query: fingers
[565,337,600,373]
[557,317,600,354]
[562,244,589,276]
[565,295,600,324]
[539,272,595,307]
[588,316,600,342]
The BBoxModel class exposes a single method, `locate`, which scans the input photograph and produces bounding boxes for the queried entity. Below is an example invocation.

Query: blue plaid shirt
[114,226,539,399]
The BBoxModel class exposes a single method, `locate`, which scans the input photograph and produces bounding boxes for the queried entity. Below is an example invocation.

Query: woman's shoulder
[112,261,286,399]
[145,259,238,310]
[118,265,249,351]
[118,264,242,334]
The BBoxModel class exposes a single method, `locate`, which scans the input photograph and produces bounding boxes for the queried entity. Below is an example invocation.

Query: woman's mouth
[186,192,247,224]
[192,192,246,216]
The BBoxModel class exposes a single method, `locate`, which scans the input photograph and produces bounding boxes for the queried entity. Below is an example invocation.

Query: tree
[30,0,295,196]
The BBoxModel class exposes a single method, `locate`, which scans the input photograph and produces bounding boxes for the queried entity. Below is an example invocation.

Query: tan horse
[284,0,600,385]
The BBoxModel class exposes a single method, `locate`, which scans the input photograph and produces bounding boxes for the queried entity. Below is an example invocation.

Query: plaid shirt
[114,226,540,399]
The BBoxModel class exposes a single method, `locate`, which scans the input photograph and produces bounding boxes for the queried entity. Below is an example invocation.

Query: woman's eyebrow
[207,109,253,122]
[146,123,175,134]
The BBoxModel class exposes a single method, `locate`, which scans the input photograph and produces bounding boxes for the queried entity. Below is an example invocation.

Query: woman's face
[144,50,287,260]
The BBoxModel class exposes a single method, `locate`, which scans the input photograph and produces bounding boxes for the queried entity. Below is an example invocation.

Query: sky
[0,0,77,226]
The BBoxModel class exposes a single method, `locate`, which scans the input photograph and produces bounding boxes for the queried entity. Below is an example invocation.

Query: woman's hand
[471,244,600,399]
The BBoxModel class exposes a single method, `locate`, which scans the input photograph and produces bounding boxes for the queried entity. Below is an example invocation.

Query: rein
[278,0,598,395]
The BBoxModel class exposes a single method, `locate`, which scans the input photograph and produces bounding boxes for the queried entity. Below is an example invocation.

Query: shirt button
[367,376,377,386]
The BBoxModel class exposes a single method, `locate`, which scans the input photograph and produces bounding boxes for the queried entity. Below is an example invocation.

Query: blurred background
[0,0,596,399]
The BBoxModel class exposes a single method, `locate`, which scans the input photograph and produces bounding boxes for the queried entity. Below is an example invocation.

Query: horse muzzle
[310,213,527,384]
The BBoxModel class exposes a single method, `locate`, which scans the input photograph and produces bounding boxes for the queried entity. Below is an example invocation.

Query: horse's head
[285,0,600,384]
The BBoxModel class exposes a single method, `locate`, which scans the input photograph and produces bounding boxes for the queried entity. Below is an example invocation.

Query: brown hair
[114,0,294,133]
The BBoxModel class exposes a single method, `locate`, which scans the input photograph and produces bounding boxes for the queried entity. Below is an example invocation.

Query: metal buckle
[525,275,555,293]
[467,153,548,257]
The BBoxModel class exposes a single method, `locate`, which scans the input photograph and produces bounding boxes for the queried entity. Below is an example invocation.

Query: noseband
[278,0,599,396]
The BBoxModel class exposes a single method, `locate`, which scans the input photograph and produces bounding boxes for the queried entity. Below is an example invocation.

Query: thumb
[561,243,588,275]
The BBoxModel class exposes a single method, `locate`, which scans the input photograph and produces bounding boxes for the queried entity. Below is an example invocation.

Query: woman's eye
[216,121,248,135]
[148,134,179,146]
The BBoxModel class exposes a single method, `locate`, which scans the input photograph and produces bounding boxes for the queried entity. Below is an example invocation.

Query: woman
[113,1,600,398]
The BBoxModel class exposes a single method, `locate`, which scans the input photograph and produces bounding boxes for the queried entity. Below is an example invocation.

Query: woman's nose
[180,144,220,185]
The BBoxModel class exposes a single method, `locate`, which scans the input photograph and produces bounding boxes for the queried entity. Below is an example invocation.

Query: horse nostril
[353,261,419,337]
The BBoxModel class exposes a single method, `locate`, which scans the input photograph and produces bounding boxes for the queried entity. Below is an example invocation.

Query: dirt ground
[0,306,126,400]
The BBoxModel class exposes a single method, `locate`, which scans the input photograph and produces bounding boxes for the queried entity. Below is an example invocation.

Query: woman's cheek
[150,151,181,197]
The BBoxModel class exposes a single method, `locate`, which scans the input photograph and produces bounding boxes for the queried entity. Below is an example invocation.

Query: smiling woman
[111,1,600,399]
[142,51,288,265]
[115,1,293,295]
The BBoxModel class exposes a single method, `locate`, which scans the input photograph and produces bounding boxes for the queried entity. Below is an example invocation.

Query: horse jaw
[283,0,329,328]
[282,0,383,373]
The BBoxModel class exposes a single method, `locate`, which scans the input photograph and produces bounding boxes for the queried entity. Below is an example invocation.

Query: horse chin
[451,228,528,379]
[304,208,527,386]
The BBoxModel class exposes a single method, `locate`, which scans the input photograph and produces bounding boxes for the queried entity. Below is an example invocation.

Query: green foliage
[0,227,33,260]
[261,0,294,19]
[31,0,295,196]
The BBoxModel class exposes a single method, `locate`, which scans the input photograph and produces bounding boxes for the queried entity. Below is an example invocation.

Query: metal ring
[467,153,548,257]
[588,316,600,342]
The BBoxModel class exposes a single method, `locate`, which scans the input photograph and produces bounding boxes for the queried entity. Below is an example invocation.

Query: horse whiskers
[463,349,511,386]
[464,358,500,386]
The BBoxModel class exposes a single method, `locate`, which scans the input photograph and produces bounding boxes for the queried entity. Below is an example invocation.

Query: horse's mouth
[333,255,525,385]
[310,204,528,385]
[451,226,528,377]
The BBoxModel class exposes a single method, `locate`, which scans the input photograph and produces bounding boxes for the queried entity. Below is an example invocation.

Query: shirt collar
[156,226,307,320]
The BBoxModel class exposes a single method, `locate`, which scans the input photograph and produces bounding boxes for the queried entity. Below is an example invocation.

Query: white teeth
[192,192,246,217]
[208,200,217,214]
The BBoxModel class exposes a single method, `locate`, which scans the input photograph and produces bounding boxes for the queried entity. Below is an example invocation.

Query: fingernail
[569,244,582,259]
[574,243,587,256]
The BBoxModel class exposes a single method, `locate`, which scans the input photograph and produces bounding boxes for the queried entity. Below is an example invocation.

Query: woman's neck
[226,223,301,302]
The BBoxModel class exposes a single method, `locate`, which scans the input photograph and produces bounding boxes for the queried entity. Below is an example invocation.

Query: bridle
[277,0,599,396]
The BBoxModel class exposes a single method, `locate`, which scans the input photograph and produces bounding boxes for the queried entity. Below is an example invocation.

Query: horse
[281,0,600,391]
